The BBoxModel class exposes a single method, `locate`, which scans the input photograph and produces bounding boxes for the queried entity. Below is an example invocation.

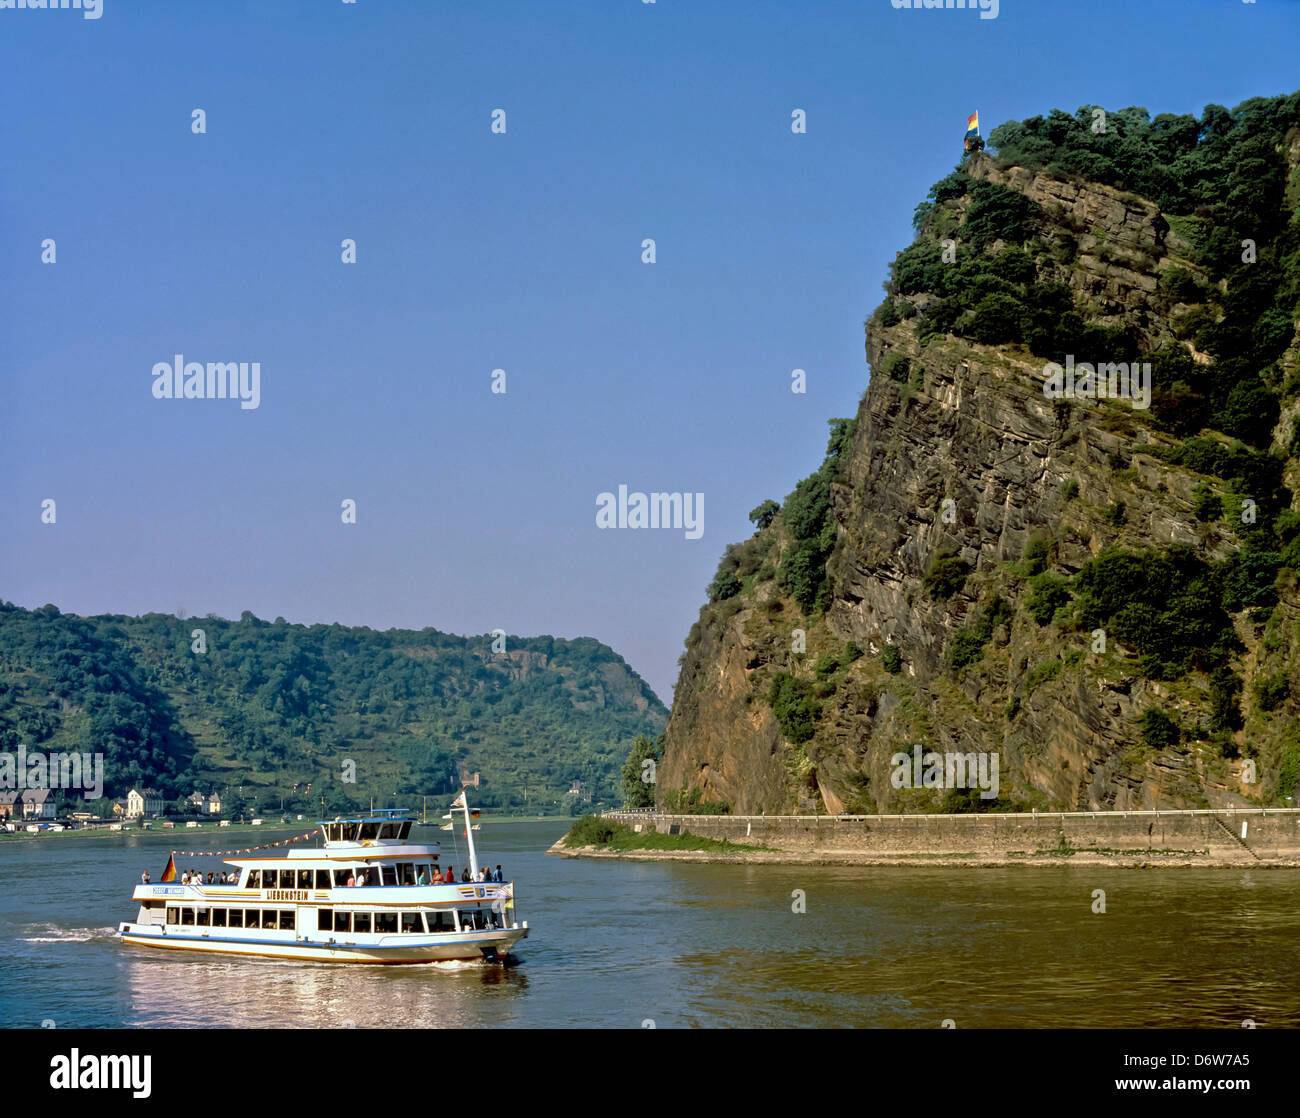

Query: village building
[21,788,56,820]
[0,790,20,819]
[126,787,164,819]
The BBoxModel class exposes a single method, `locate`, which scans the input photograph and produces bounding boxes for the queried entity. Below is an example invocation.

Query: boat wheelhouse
[116,804,527,964]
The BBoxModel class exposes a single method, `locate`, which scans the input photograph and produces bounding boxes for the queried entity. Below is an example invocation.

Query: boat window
[401,912,423,933]
[398,821,412,841]
[228,909,244,928]
[279,910,295,930]
[318,909,332,932]
[166,906,179,925]
[353,912,371,933]
[212,908,227,928]
[379,822,399,840]
[379,865,396,887]
[246,910,262,929]
[400,864,416,886]
[195,908,209,926]
[180,908,195,926]
[297,869,312,889]
[315,870,332,889]
[360,823,381,842]
[356,869,373,887]
[276,870,293,889]
[332,868,349,887]
[374,912,398,934]
[333,911,351,933]
[460,909,490,932]
[428,910,453,933]
[247,870,261,889]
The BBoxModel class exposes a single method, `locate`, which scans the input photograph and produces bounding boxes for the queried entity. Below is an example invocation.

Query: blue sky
[3,0,1298,703]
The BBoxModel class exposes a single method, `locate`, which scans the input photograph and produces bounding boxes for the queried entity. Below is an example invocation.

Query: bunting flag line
[169,828,321,858]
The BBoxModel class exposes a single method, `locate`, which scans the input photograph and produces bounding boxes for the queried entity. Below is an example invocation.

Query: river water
[4,821,1298,1028]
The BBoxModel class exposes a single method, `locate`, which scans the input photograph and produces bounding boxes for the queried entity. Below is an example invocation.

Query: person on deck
[141,870,151,884]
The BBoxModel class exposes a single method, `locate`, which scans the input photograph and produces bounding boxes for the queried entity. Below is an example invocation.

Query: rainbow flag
[964,111,980,152]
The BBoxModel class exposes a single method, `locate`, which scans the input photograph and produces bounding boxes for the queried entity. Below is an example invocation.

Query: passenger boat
[116,795,527,963]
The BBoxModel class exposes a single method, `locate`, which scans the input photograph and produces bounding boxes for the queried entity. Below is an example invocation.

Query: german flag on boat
[160,854,177,883]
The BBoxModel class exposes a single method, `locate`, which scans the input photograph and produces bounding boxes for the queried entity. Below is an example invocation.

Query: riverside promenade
[550,808,1300,867]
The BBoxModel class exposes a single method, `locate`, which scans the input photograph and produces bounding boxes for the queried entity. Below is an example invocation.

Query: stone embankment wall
[603,809,1300,860]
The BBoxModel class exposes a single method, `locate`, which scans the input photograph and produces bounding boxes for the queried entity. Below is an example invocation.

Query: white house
[21,789,56,820]
[126,788,164,819]
[189,790,223,815]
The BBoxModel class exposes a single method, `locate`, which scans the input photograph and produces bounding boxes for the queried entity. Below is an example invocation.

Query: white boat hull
[116,922,527,964]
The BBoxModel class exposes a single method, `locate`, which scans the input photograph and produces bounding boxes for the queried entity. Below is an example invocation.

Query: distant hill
[0,602,666,815]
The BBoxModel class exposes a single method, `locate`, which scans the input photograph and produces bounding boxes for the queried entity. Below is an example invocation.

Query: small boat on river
[116,794,526,963]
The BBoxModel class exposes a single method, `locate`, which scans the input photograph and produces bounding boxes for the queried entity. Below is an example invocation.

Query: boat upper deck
[138,809,508,903]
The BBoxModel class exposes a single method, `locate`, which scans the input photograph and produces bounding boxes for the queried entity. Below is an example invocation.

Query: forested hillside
[0,602,665,815]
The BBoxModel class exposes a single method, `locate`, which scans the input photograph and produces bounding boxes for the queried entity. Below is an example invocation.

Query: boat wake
[21,924,117,944]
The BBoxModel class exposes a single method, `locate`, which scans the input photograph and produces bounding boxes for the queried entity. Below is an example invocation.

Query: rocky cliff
[660,96,1300,815]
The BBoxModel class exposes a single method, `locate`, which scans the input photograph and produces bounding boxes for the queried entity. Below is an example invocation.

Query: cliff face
[660,125,1300,816]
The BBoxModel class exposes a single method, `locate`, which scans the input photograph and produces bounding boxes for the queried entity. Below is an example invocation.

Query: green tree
[1138,707,1180,749]
[748,500,779,532]
[923,548,971,601]
[620,734,660,809]
[768,673,819,745]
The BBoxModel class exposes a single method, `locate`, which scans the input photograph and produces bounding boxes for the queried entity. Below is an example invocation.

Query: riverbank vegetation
[562,814,757,853]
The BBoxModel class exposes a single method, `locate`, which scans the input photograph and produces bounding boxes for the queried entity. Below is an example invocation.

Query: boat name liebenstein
[265,889,310,901]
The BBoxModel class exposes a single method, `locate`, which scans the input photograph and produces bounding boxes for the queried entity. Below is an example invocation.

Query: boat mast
[461,791,479,878]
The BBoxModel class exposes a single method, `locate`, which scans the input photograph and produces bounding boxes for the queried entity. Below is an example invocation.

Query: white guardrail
[605,808,1300,822]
